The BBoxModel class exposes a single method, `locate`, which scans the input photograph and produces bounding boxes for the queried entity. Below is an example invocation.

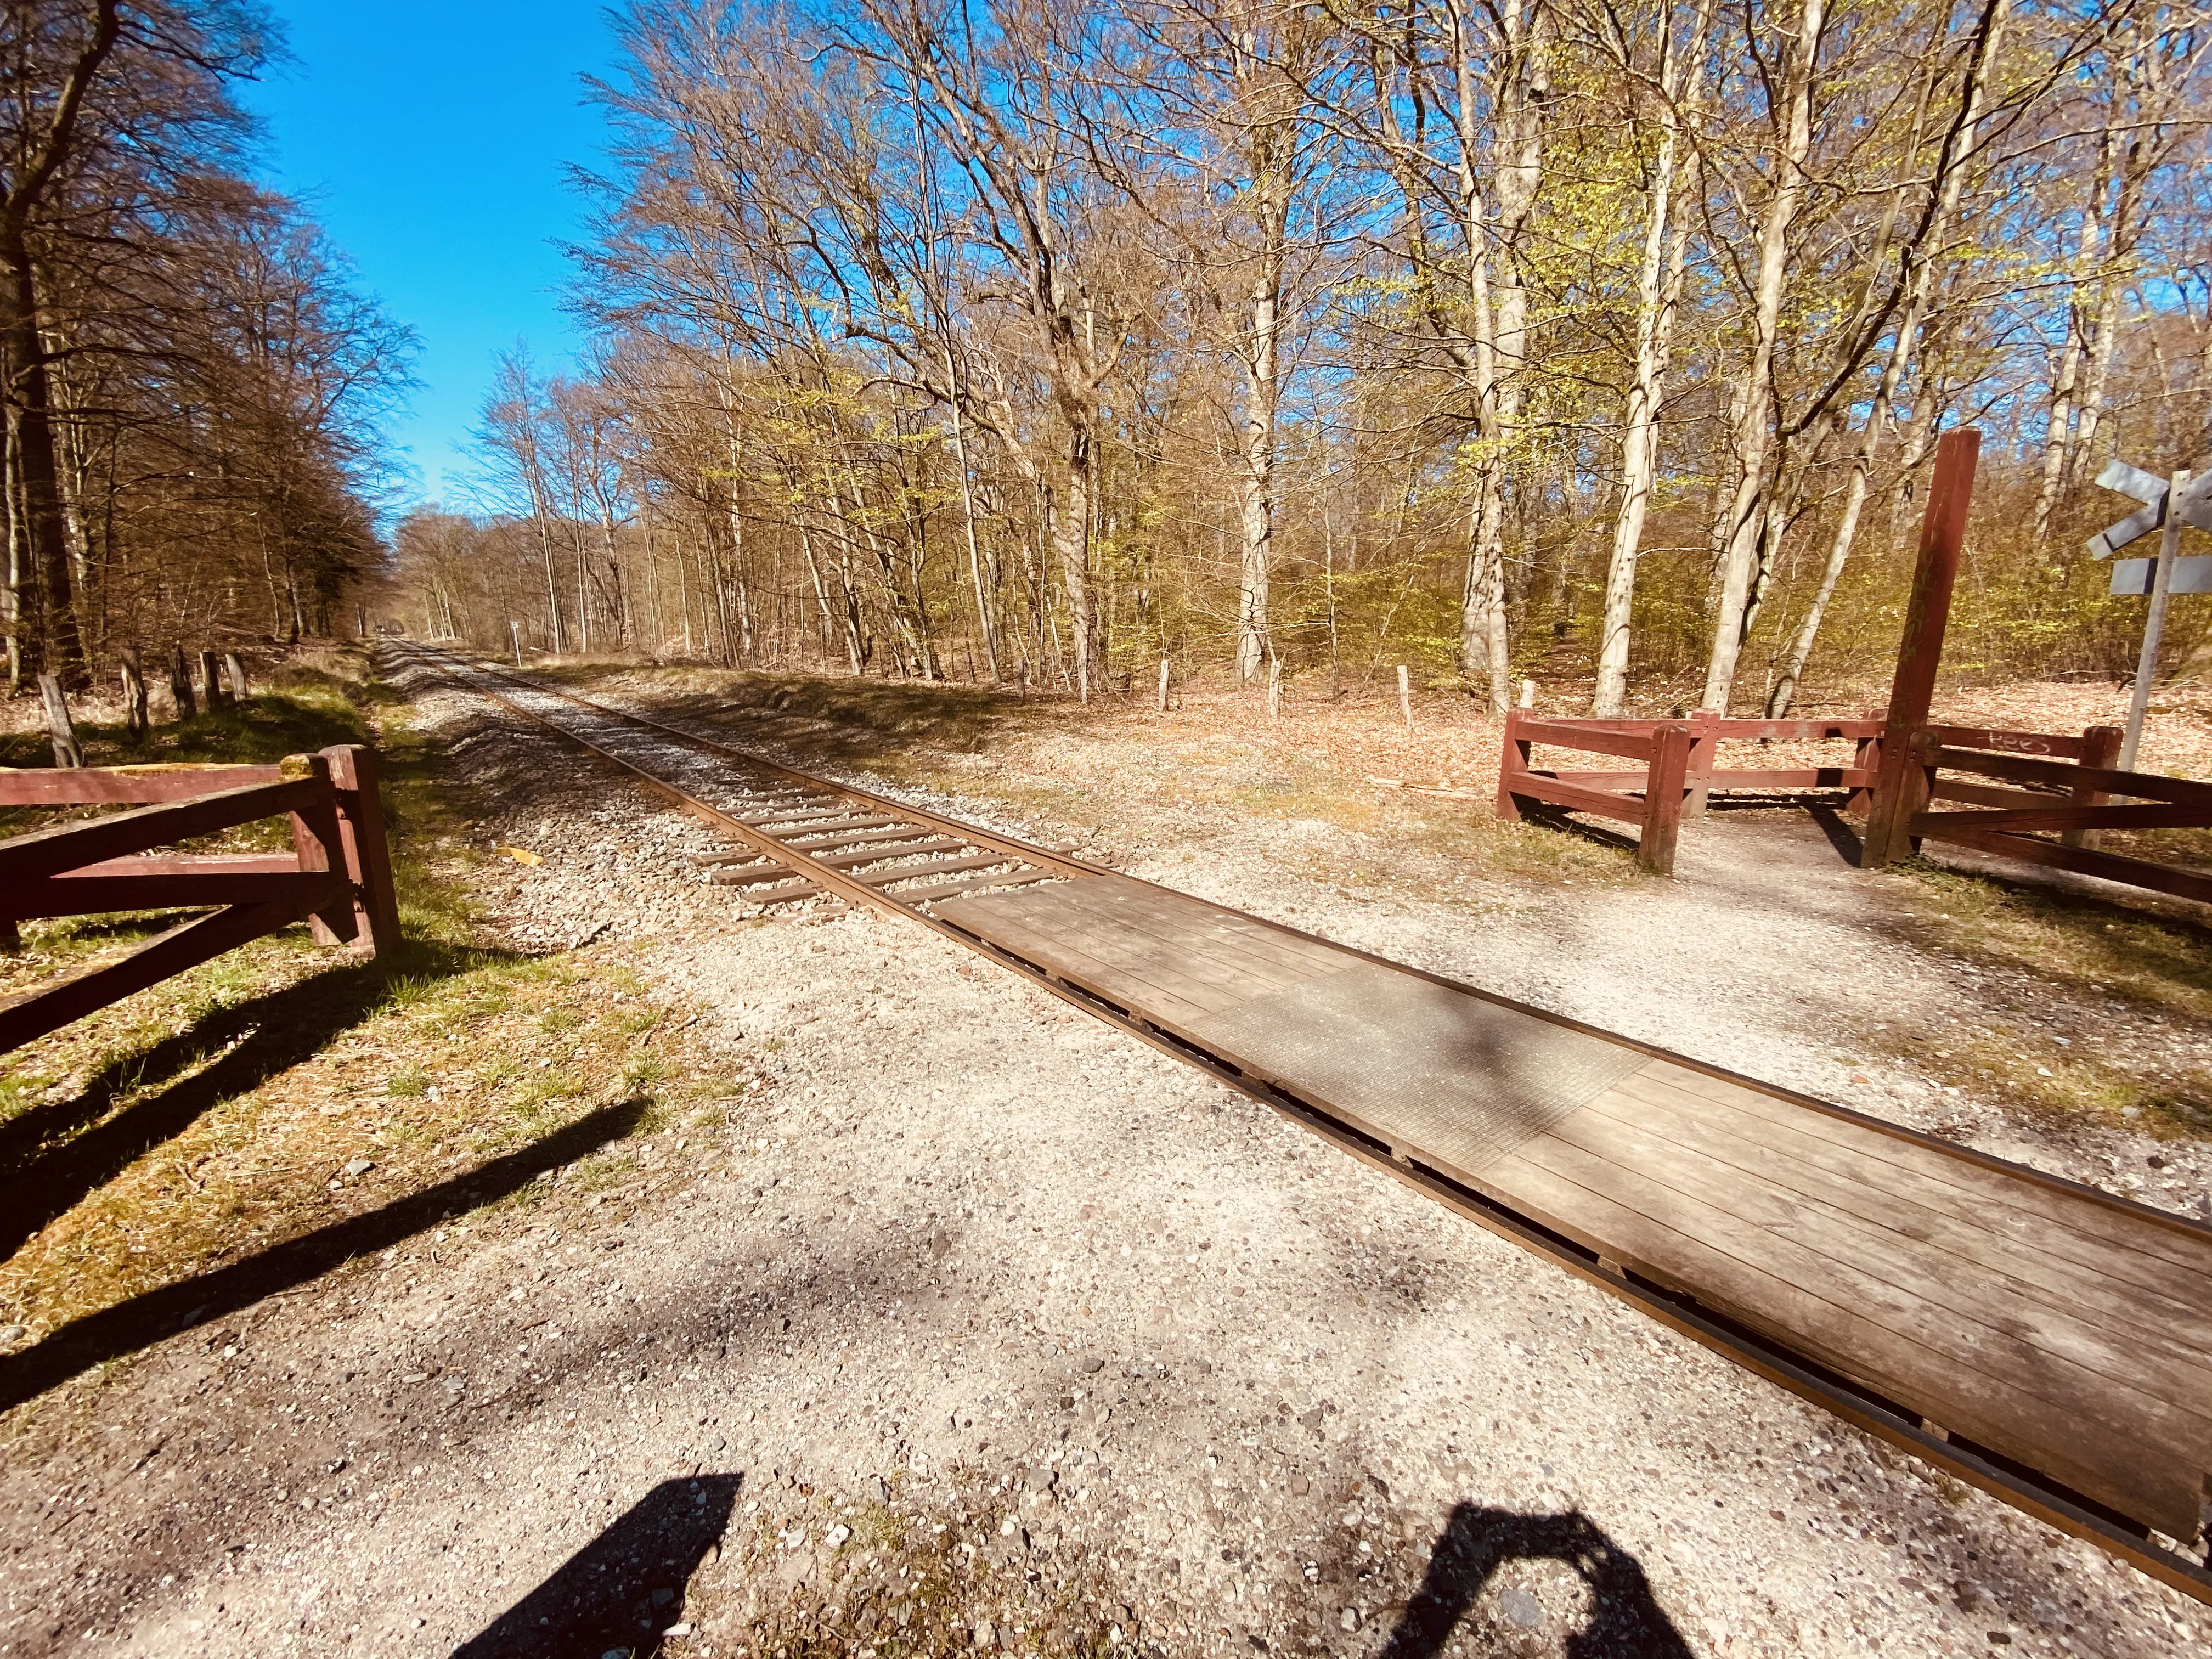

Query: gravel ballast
[1,661,2206,1659]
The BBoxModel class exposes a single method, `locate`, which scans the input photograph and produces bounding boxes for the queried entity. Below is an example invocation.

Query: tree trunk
[1234,168,1289,686]
[1768,0,2009,716]
[2,244,84,684]
[1700,0,1825,713]
[1057,419,1096,702]
[1592,0,1711,716]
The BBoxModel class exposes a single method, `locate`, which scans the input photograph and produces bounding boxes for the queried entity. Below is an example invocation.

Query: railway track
[400,642,2212,1606]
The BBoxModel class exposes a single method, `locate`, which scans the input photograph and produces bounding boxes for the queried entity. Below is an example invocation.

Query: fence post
[2064,725,2124,850]
[1863,427,1980,867]
[169,642,196,719]
[321,744,403,956]
[1494,707,1530,821]
[1156,656,1169,713]
[287,753,359,946]
[1268,657,1283,719]
[223,652,250,701]
[199,650,226,711]
[38,674,83,768]
[511,620,523,667]
[1397,664,1413,727]
[1638,723,1694,874]
[1847,706,1887,817]
[1685,708,1722,819]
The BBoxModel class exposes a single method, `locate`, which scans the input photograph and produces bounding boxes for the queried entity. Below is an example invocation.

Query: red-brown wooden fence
[0,744,399,1054]
[1495,712,1695,873]
[1496,709,1886,874]
[1904,725,2212,905]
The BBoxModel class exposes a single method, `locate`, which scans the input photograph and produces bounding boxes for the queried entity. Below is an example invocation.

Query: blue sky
[241,1,624,507]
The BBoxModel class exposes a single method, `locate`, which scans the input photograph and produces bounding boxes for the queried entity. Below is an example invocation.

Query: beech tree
[409,0,2212,715]
[1,1,409,690]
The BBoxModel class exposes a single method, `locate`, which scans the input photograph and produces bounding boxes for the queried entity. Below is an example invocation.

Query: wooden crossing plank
[936,873,2212,1541]
[945,901,1247,1024]
[1475,1141,2197,1533]
[1644,1059,2212,1281]
[1583,1078,2212,1359]
[1544,1101,2210,1417]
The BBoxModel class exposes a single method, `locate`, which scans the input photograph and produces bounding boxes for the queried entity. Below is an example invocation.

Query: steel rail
[417,647,1098,883]
[400,643,2212,1606]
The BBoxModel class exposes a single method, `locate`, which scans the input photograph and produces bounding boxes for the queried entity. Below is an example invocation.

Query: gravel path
[2,660,2207,1659]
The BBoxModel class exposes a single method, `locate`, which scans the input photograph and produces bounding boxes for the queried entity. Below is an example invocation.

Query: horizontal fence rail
[1496,709,1886,874]
[0,744,399,1054]
[1905,725,2212,906]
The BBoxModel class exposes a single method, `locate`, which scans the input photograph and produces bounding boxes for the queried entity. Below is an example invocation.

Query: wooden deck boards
[938,874,2212,1541]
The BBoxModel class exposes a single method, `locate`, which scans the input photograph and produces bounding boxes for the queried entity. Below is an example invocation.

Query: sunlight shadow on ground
[0,1097,645,1413]
[454,1474,741,1659]
[1379,1504,1690,1658]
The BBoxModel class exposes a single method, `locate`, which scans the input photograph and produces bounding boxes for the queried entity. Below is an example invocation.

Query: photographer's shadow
[455,1474,740,1658]
[1381,1504,1690,1657]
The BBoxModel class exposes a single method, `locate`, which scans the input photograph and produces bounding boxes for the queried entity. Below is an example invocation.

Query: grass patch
[1876,860,2212,1135]
[0,648,753,1395]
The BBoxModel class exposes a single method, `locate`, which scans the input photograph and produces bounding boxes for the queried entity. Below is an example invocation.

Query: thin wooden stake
[1397,664,1413,728]
[2120,468,2189,774]
[168,642,196,719]
[1518,678,1536,709]
[199,650,225,712]
[511,620,524,667]
[118,646,148,739]
[1268,657,1283,720]
[1156,656,1169,713]
[39,674,83,767]
[223,652,249,702]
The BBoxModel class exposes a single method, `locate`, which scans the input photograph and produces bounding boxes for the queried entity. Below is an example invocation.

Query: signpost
[2087,459,2210,771]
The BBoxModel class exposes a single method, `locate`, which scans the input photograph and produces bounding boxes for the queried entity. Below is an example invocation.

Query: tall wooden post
[1861,428,1980,867]
[168,642,196,719]
[117,646,148,739]
[1267,656,1283,719]
[199,650,225,711]
[1397,664,1413,727]
[38,674,83,768]
[1156,656,1169,713]
[223,652,250,702]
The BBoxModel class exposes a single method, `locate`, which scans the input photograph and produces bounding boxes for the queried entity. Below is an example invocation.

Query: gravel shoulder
[2,657,2207,1659]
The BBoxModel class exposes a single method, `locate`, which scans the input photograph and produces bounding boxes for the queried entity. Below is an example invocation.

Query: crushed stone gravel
[2,658,2206,1659]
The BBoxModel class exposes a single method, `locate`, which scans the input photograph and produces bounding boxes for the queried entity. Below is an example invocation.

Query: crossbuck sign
[2090,458,2210,769]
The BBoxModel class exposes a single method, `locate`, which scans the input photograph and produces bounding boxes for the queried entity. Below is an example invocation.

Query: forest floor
[0,650,2209,1659]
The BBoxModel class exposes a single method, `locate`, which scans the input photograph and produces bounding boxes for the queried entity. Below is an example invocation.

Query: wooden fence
[0,744,399,1054]
[1496,709,1886,874]
[1494,712,1696,873]
[1904,725,2212,906]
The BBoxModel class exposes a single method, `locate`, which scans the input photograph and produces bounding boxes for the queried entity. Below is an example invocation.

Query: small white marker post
[510,620,523,668]
[2120,469,2188,772]
[1397,664,1413,728]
